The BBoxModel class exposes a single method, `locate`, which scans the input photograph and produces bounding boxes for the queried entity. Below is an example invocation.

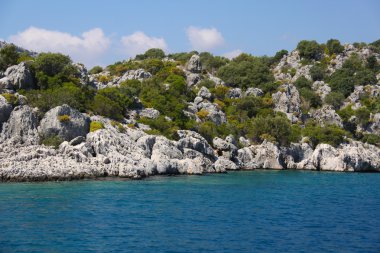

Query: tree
[136,48,165,60]
[297,40,323,60]
[326,39,344,55]
[271,49,288,65]
[0,44,20,71]
[294,76,312,90]
[34,53,72,77]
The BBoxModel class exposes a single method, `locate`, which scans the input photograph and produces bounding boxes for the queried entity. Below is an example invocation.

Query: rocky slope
[1,41,380,181]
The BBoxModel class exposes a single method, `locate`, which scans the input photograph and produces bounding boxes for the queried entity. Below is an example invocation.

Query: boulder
[0,105,39,145]
[186,73,201,87]
[138,108,160,119]
[198,86,212,99]
[272,83,301,123]
[228,88,242,99]
[367,113,380,135]
[186,54,202,73]
[0,62,34,90]
[213,137,238,159]
[312,81,331,100]
[39,104,90,141]
[177,130,215,158]
[245,88,264,97]
[309,105,343,127]
[73,63,89,85]
[249,141,284,169]
[196,101,227,125]
[0,95,12,127]
[214,157,238,171]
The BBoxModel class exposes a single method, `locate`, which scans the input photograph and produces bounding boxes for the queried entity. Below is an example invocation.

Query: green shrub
[90,121,104,132]
[1,93,18,106]
[136,48,165,60]
[89,66,103,74]
[40,135,63,149]
[0,44,20,71]
[271,49,288,65]
[355,107,370,126]
[303,123,350,147]
[362,134,380,146]
[326,39,344,55]
[324,92,345,110]
[217,56,274,89]
[297,40,323,60]
[310,64,325,81]
[57,114,70,122]
[294,76,312,90]
[248,114,293,146]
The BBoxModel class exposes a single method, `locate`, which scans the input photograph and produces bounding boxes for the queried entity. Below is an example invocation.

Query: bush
[310,64,325,81]
[271,49,288,65]
[34,52,73,77]
[40,135,63,149]
[90,121,104,132]
[297,40,323,60]
[91,94,123,121]
[326,39,344,55]
[217,57,274,89]
[299,88,322,111]
[324,92,345,110]
[0,44,20,71]
[303,123,349,147]
[294,76,312,90]
[328,69,355,97]
[89,66,103,74]
[355,107,370,126]
[57,114,71,122]
[1,93,18,106]
[248,115,293,146]
[362,134,380,146]
[196,109,209,120]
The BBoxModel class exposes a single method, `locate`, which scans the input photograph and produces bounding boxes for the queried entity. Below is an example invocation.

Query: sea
[0,170,379,252]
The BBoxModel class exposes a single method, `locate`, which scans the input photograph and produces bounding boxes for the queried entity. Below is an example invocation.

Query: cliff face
[0,41,380,181]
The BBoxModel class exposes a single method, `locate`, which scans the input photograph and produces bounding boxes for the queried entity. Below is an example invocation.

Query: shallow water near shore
[0,170,379,252]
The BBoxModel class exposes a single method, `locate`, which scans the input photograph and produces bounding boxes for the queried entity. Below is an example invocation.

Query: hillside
[0,39,380,181]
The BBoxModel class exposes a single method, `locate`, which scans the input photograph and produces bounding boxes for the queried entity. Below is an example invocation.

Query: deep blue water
[0,170,379,253]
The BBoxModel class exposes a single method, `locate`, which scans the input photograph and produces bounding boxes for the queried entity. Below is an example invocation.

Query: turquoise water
[0,171,379,253]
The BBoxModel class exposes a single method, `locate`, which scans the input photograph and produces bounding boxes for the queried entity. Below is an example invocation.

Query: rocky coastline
[1,41,380,182]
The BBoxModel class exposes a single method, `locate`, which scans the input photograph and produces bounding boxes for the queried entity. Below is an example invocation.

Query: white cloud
[186,26,224,51]
[8,26,111,66]
[121,31,167,57]
[223,49,243,59]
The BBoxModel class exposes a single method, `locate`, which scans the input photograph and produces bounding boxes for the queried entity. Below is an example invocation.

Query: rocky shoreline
[0,104,379,182]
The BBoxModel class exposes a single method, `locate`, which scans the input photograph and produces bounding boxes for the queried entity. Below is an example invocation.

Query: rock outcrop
[38,104,90,141]
[0,96,12,128]
[309,105,343,127]
[0,62,34,91]
[186,55,202,73]
[272,83,301,123]
[0,105,39,145]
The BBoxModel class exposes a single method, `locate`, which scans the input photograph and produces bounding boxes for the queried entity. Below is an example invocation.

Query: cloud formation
[9,27,111,66]
[121,31,168,57]
[223,49,243,59]
[186,26,224,51]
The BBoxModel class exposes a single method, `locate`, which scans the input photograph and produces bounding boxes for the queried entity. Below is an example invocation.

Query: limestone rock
[0,95,12,127]
[272,83,301,123]
[213,137,238,159]
[309,105,343,127]
[0,62,34,90]
[186,54,202,73]
[245,88,264,97]
[198,86,212,99]
[312,81,331,100]
[186,73,201,87]
[228,88,242,99]
[0,105,39,145]
[138,108,160,119]
[39,104,90,141]
[214,157,238,171]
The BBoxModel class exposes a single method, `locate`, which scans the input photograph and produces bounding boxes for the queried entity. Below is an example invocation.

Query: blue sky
[1,0,379,67]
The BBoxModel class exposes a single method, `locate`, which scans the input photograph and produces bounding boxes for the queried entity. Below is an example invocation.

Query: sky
[1,0,379,67]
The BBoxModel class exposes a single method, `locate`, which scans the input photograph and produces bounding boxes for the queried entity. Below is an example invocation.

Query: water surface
[0,170,379,252]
